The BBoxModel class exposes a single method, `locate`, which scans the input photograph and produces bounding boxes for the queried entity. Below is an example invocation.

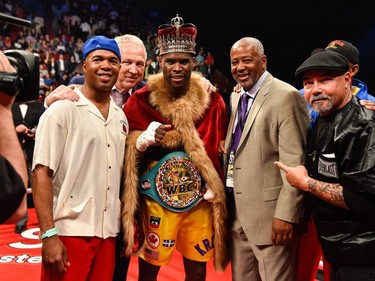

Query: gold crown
[158,14,197,55]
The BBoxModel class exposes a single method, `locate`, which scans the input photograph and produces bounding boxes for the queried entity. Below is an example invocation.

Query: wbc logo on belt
[155,154,203,210]
[140,151,205,212]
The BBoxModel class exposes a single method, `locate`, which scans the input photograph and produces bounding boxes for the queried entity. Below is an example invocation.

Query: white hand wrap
[136,121,162,152]
[203,187,215,202]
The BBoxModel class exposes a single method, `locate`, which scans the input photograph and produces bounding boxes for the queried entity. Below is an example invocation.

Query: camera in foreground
[0,49,40,102]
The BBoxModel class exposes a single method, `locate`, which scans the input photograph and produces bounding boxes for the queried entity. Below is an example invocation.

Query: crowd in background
[0,0,228,100]
[2,2,375,281]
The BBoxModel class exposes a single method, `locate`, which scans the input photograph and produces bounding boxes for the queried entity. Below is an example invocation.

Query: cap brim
[73,62,83,74]
[295,51,349,78]
[295,66,347,78]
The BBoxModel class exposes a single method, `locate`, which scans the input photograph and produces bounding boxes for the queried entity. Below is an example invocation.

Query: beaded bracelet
[41,227,58,240]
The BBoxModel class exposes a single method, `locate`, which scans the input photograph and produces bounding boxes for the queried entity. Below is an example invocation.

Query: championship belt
[139,151,205,212]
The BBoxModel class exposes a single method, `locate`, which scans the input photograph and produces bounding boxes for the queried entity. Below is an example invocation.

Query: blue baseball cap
[74,35,121,74]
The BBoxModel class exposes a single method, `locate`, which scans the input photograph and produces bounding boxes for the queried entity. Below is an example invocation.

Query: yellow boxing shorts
[139,196,214,266]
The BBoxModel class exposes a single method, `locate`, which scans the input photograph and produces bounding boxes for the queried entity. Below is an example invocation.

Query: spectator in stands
[33,15,44,35]
[67,54,78,77]
[195,48,205,66]
[43,71,56,93]
[46,55,59,80]
[79,17,92,40]
[205,51,215,80]
[58,71,70,86]
[56,53,67,78]
[143,58,156,81]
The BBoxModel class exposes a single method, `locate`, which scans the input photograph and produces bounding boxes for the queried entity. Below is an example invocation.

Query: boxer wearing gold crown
[121,14,229,280]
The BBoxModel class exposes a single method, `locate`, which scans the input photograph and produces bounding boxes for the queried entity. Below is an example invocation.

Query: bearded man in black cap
[297,39,375,281]
[121,14,229,281]
[275,50,375,280]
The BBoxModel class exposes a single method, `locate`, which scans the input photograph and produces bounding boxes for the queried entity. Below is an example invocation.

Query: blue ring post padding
[140,151,203,212]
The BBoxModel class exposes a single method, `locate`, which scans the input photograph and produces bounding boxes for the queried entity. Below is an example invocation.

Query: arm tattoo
[307,179,348,209]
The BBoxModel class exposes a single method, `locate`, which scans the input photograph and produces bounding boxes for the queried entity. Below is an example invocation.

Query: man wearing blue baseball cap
[73,35,122,74]
[32,35,128,281]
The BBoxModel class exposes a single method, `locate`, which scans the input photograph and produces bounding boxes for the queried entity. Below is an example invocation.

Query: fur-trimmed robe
[122,72,230,271]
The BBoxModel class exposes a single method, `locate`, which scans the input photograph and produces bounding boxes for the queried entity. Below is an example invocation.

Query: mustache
[309,93,330,103]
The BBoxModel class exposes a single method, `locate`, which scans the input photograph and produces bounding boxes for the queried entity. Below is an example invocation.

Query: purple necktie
[123,92,130,104]
[112,91,130,108]
[231,94,251,151]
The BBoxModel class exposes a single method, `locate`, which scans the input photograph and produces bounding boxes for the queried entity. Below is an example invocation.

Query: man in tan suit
[223,37,309,280]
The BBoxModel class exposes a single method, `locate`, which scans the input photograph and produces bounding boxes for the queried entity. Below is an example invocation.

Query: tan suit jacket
[224,73,309,245]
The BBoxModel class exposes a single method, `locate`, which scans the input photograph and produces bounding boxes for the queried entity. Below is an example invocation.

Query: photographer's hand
[0,50,16,72]
[0,51,27,224]
[0,51,16,108]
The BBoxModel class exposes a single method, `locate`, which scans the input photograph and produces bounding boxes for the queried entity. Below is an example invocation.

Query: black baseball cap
[325,39,359,65]
[295,50,349,78]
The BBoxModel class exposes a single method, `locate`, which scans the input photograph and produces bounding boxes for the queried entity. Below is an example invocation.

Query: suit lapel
[237,74,273,150]
[24,102,39,124]
[225,92,241,151]
[12,104,23,124]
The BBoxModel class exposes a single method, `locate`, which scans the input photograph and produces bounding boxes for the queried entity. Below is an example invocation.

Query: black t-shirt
[0,155,26,223]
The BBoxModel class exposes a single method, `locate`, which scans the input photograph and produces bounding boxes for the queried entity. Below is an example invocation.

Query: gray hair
[114,34,147,59]
[231,37,264,56]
